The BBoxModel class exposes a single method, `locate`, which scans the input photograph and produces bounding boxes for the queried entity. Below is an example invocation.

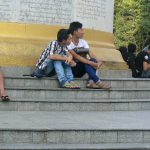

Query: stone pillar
[0,0,125,69]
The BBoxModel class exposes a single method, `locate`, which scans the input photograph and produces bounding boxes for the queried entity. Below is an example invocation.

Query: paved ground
[0,143,150,149]
[0,111,150,130]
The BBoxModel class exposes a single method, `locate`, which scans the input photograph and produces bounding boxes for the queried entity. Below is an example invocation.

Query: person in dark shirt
[135,45,150,78]
[118,46,128,62]
[127,43,137,77]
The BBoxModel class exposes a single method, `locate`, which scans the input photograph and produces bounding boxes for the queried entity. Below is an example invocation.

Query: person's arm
[69,50,99,68]
[88,50,102,68]
[49,51,73,64]
[82,39,102,66]
[89,51,102,62]
[49,54,66,61]
[66,51,73,64]
[49,41,67,62]
[143,61,150,71]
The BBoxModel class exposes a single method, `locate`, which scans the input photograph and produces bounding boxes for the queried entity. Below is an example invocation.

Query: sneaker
[97,82,111,89]
[86,82,99,89]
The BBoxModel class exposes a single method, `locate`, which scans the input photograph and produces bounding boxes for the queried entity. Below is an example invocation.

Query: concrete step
[5,76,150,89]
[1,99,150,111]
[0,111,150,144]
[6,87,150,99]
[1,66,132,78]
[0,143,150,150]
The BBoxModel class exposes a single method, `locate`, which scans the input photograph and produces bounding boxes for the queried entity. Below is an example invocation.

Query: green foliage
[114,0,150,51]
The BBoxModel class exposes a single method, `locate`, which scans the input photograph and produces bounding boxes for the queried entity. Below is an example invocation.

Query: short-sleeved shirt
[67,39,89,61]
[135,51,149,74]
[36,40,68,69]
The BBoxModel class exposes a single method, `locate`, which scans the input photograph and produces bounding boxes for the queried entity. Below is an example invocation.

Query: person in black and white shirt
[35,29,79,88]
[33,41,55,78]
[49,29,79,88]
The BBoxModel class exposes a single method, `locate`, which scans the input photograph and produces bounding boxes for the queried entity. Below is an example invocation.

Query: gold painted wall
[0,22,125,69]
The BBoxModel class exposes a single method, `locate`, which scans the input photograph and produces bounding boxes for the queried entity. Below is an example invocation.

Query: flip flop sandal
[1,95,10,101]
[69,82,80,89]
[62,82,74,89]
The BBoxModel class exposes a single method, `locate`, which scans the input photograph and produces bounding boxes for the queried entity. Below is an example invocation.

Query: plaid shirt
[36,40,68,69]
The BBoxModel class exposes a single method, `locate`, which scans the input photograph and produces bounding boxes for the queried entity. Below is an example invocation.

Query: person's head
[128,43,136,53]
[57,29,72,46]
[118,46,128,62]
[119,46,127,52]
[69,21,84,38]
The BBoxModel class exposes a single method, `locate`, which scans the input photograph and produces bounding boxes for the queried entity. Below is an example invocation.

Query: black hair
[57,29,70,42]
[118,46,128,62]
[69,21,82,35]
[128,43,136,53]
[148,45,150,50]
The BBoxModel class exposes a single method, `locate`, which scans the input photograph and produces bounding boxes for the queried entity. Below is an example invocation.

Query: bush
[114,0,150,51]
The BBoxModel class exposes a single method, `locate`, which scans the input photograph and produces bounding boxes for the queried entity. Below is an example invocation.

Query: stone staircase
[1,67,150,149]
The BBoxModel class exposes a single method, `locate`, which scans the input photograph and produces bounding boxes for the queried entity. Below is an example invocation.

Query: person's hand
[97,61,102,69]
[65,56,72,64]
[90,61,103,69]
[69,60,76,67]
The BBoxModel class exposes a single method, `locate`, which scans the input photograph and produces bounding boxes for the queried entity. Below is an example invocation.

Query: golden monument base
[0,22,127,69]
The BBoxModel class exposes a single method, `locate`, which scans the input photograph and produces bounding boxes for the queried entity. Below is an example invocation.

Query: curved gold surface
[0,22,125,69]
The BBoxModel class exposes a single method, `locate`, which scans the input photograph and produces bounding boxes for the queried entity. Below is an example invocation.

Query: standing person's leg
[0,71,10,101]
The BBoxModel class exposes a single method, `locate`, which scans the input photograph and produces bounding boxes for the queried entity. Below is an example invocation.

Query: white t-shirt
[67,39,89,50]
[67,39,90,61]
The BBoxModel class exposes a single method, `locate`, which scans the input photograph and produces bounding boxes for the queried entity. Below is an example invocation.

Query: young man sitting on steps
[49,29,80,89]
[67,21,111,89]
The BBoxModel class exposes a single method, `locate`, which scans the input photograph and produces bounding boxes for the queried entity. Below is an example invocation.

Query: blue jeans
[33,59,54,78]
[43,59,54,75]
[53,61,73,86]
[84,58,100,83]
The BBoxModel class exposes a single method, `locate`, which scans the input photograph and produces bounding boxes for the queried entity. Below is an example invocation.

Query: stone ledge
[0,143,150,150]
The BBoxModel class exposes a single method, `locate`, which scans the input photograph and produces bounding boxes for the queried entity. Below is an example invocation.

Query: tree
[114,0,150,51]
[135,0,150,49]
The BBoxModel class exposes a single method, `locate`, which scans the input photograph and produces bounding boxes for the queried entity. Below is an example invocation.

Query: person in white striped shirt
[34,29,79,88]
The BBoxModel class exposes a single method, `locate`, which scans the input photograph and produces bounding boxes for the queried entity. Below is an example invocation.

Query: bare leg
[0,71,7,96]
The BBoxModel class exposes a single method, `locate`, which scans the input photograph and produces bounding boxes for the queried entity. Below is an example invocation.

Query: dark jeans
[32,59,55,78]
[71,62,86,78]
[84,58,100,83]
[141,69,150,78]
[72,58,100,82]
